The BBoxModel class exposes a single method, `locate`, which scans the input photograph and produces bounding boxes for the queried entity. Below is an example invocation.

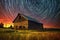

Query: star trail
[0,0,60,28]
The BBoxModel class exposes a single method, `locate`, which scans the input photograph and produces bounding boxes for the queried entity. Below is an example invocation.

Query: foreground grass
[0,28,60,40]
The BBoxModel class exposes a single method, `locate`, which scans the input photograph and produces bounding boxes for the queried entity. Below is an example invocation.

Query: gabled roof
[13,13,27,23]
[13,13,42,24]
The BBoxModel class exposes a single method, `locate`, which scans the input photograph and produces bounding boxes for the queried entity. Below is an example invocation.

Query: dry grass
[0,28,60,40]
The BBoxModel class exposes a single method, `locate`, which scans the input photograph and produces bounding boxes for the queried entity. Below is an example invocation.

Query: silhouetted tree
[0,23,4,28]
[9,25,14,29]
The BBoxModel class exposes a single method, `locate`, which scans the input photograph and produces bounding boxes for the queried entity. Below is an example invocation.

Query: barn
[13,13,43,30]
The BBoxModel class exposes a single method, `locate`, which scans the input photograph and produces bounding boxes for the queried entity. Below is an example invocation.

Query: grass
[0,28,60,40]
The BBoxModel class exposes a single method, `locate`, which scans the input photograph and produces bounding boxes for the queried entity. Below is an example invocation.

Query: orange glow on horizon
[4,23,14,28]
[0,19,14,28]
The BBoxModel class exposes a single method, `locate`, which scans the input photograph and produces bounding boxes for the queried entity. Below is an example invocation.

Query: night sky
[0,0,60,28]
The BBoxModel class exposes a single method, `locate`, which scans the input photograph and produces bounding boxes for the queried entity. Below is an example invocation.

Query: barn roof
[13,13,42,24]
[23,15,38,22]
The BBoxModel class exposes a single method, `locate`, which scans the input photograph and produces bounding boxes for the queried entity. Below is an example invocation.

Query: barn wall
[14,20,28,29]
[13,22,21,29]
[21,21,28,29]
[28,20,43,30]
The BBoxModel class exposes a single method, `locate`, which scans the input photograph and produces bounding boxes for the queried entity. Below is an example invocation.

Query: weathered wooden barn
[13,13,43,30]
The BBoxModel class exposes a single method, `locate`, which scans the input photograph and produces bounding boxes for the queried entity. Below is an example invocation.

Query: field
[0,28,60,40]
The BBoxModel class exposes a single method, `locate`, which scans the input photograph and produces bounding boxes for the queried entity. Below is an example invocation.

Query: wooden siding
[14,20,28,30]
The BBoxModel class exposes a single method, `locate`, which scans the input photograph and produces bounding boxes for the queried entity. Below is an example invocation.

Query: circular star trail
[0,0,60,28]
